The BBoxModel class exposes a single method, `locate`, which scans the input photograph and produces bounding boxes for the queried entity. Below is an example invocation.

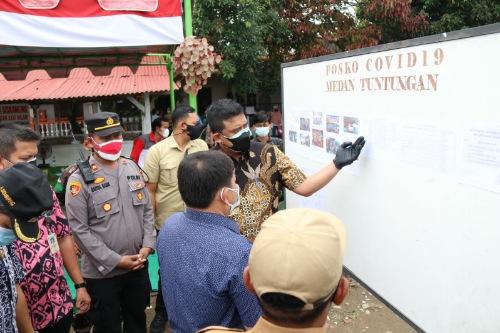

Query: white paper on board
[458,124,500,193]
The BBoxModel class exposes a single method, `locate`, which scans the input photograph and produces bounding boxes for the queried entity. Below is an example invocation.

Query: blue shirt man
[157,151,261,333]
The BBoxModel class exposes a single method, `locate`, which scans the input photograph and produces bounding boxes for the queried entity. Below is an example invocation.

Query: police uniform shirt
[198,317,326,333]
[65,156,156,279]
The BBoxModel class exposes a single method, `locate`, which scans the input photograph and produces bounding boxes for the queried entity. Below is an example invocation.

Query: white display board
[282,24,500,333]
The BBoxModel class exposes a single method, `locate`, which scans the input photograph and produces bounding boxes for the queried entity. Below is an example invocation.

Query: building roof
[0,56,172,102]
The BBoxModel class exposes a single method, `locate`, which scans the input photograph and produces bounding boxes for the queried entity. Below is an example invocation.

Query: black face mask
[186,122,206,140]
[226,129,251,153]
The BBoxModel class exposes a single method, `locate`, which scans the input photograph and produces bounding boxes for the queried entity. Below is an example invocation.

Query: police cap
[85,112,123,137]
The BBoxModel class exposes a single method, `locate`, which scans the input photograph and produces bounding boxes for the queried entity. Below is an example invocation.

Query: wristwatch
[74,282,87,289]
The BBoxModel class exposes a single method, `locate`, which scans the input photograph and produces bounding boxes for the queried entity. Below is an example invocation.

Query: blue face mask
[0,226,16,246]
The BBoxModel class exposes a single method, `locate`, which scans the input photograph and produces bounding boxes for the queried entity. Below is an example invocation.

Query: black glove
[333,136,366,169]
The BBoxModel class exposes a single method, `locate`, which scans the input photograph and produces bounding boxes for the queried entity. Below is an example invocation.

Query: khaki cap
[249,208,346,310]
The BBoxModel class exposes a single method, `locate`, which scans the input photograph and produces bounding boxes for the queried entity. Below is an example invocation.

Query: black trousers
[38,311,73,333]
[86,266,150,333]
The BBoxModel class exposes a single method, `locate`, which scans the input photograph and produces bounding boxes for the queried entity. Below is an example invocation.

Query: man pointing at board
[207,99,365,241]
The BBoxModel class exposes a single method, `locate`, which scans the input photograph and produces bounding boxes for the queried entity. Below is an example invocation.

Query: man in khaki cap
[199,208,349,333]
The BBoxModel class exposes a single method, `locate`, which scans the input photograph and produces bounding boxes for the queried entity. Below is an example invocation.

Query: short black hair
[259,292,329,325]
[151,114,170,131]
[172,105,195,128]
[0,123,40,159]
[178,151,234,208]
[206,99,244,133]
[251,111,270,127]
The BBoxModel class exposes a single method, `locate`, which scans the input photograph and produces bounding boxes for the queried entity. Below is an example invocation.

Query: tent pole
[143,93,152,134]
[183,0,198,112]
[166,56,176,113]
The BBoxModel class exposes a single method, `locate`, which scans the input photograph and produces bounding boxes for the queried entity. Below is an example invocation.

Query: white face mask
[162,128,170,138]
[221,185,240,214]
[255,126,270,138]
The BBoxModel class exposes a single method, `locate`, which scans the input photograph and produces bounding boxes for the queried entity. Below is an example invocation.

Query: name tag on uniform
[48,233,60,254]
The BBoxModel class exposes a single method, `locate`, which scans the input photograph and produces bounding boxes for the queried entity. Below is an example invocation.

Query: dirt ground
[143,275,417,333]
[323,276,417,333]
[73,275,417,333]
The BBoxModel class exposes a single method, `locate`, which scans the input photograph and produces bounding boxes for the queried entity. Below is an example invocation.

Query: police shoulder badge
[69,181,82,197]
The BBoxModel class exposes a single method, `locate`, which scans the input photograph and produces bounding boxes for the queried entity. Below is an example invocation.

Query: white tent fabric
[0,0,183,47]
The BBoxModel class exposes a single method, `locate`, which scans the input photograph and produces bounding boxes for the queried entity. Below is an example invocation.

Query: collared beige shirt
[144,136,208,229]
[198,317,326,333]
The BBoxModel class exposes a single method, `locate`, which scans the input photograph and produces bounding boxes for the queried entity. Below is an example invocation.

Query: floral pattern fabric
[228,142,306,240]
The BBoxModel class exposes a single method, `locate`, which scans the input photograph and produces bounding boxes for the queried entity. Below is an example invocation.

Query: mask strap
[90,137,101,150]
[220,188,229,206]
[0,156,14,166]
[220,187,236,202]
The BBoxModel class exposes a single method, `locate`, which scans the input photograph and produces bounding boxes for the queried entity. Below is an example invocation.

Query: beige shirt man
[144,109,208,229]
[198,318,325,333]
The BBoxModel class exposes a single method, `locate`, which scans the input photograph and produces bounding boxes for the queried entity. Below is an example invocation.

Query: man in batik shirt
[206,99,365,241]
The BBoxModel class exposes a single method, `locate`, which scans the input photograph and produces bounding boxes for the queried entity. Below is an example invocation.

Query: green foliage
[420,0,500,34]
[193,0,370,97]
[357,0,500,44]
[193,0,499,97]
[193,0,273,95]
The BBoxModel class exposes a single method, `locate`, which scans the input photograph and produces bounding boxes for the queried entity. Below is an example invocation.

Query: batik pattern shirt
[13,192,73,330]
[0,244,24,333]
[228,142,306,240]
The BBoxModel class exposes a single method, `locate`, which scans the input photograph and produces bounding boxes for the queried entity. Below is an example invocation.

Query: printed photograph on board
[300,118,310,131]
[326,115,340,133]
[289,130,298,143]
[300,133,310,147]
[343,116,359,134]
[312,129,324,148]
[313,112,323,125]
[326,137,341,154]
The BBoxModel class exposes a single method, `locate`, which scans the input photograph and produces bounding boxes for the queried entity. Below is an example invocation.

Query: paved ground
[73,274,417,333]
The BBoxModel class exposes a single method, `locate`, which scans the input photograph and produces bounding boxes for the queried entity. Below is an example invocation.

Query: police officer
[65,112,155,333]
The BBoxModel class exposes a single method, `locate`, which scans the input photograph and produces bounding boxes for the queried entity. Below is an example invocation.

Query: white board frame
[281,23,500,333]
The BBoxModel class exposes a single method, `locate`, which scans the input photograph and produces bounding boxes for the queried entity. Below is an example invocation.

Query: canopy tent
[0,0,186,130]
[0,0,184,80]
